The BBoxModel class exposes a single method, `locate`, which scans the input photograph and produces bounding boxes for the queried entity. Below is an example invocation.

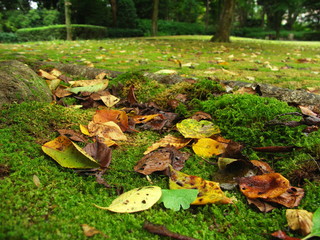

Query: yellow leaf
[192,138,227,157]
[286,209,313,236]
[69,79,108,88]
[94,186,162,213]
[169,166,232,205]
[176,119,220,139]
[79,124,90,136]
[88,121,127,141]
[144,134,191,155]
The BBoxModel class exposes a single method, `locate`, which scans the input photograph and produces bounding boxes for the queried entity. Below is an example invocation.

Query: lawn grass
[0,36,320,239]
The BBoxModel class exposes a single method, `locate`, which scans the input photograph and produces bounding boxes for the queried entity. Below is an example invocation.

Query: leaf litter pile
[39,67,320,239]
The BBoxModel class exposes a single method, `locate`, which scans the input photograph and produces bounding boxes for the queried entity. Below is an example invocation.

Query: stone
[0,60,52,106]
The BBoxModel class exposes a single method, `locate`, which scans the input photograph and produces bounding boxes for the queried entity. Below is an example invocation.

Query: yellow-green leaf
[42,135,99,169]
[192,138,227,157]
[94,186,162,213]
[176,119,220,139]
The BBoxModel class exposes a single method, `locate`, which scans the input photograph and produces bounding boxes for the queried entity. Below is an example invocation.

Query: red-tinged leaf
[83,141,112,168]
[143,222,199,240]
[127,85,138,105]
[251,160,274,174]
[271,230,301,240]
[252,146,299,153]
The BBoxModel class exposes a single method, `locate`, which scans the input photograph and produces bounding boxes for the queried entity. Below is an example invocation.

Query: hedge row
[16,24,107,42]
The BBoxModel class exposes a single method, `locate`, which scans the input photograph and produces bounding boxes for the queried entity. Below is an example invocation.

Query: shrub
[106,28,144,38]
[0,32,18,43]
[16,24,107,42]
[137,19,205,36]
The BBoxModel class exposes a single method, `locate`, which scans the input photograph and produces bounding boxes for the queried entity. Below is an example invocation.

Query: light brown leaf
[286,209,313,236]
[33,175,41,187]
[81,224,103,237]
[88,121,127,141]
[144,134,191,155]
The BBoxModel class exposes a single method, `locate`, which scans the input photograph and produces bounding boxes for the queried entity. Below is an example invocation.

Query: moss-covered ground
[0,36,320,239]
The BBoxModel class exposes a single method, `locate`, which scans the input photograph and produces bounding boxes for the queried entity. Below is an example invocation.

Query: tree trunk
[211,0,235,42]
[109,0,117,27]
[204,0,210,33]
[64,0,72,41]
[151,0,159,36]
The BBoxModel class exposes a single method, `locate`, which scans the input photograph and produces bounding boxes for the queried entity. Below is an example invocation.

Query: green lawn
[0,36,320,240]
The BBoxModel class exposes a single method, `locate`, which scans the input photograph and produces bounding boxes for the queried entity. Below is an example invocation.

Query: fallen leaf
[54,85,73,98]
[266,187,304,208]
[169,166,232,205]
[38,69,57,80]
[247,198,276,213]
[271,230,301,240]
[303,207,320,239]
[286,209,313,236]
[68,80,108,94]
[251,160,274,174]
[100,95,120,108]
[83,141,112,168]
[93,109,129,132]
[299,106,318,117]
[94,186,162,213]
[154,69,178,74]
[42,135,100,169]
[176,119,220,139]
[57,129,87,142]
[143,222,199,240]
[192,138,227,157]
[33,175,41,187]
[135,147,189,175]
[221,68,238,76]
[88,121,127,141]
[158,189,198,211]
[239,173,290,199]
[190,111,212,121]
[80,124,90,136]
[132,114,164,124]
[144,134,191,155]
[50,68,62,78]
[127,85,138,105]
[233,87,256,95]
[81,224,107,237]
[46,79,61,91]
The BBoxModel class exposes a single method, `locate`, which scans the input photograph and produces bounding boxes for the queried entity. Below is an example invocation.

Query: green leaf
[68,82,108,94]
[42,135,100,169]
[158,189,198,211]
[302,207,320,240]
[176,119,220,139]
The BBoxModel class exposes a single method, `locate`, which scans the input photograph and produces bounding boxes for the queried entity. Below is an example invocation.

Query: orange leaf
[239,173,290,199]
[93,109,129,132]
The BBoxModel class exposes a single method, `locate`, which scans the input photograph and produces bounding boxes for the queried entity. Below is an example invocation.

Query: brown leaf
[221,140,244,158]
[299,106,318,117]
[251,160,274,174]
[252,146,299,153]
[88,121,127,141]
[135,147,189,175]
[83,141,112,168]
[143,222,199,240]
[38,69,57,80]
[33,175,41,187]
[247,197,276,212]
[239,173,290,199]
[134,149,171,175]
[81,224,108,238]
[57,129,87,142]
[190,111,212,121]
[265,187,304,208]
[271,230,301,240]
[127,85,138,105]
[54,85,73,98]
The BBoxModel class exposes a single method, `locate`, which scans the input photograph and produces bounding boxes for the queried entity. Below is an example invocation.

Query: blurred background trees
[0,0,319,41]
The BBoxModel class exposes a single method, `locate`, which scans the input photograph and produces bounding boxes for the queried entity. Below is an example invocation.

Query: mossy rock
[0,60,52,106]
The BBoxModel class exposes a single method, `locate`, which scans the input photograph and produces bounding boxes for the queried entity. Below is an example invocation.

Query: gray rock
[0,60,52,106]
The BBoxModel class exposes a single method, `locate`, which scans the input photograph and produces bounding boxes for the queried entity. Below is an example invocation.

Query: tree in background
[211,0,236,42]
[116,0,138,28]
[151,0,159,36]
[64,0,72,40]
